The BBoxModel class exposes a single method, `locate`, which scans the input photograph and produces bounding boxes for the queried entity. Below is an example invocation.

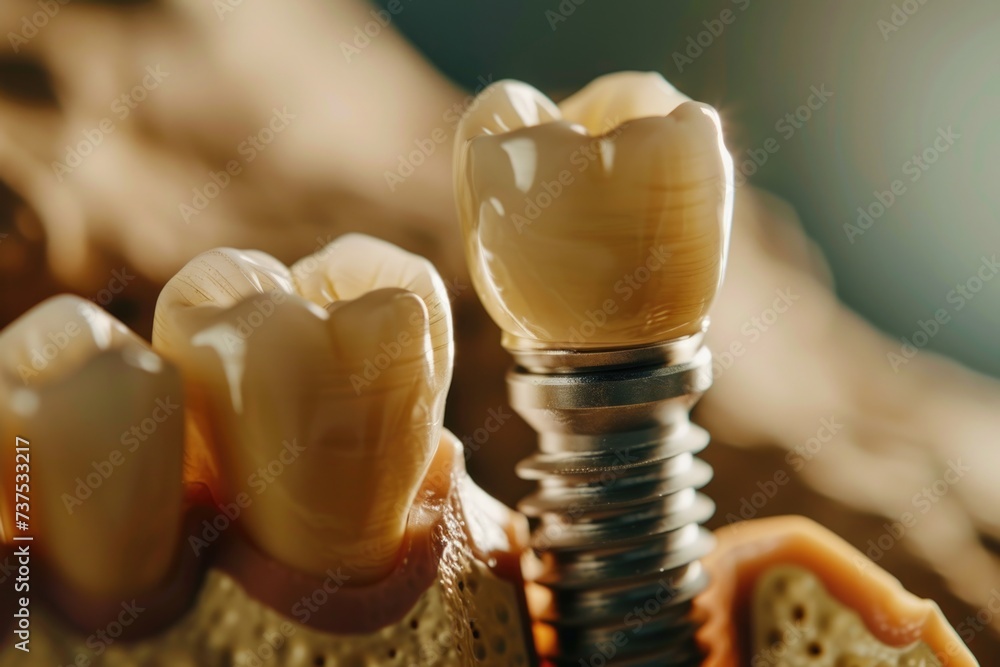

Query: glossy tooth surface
[0,296,184,598]
[153,235,453,583]
[456,71,734,350]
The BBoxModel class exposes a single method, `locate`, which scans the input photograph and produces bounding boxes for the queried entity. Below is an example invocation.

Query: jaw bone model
[0,235,535,666]
[0,74,982,664]
[699,516,978,667]
[0,230,981,666]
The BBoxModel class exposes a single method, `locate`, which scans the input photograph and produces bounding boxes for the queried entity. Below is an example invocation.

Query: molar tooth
[455,71,734,350]
[291,233,453,398]
[0,295,184,598]
[153,235,453,583]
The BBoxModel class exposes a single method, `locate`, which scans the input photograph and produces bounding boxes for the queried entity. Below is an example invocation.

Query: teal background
[380,0,1000,377]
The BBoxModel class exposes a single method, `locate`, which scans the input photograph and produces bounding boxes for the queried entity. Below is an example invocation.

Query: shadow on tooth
[0,295,193,644]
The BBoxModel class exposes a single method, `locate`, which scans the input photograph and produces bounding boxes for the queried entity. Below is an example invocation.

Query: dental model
[0,234,982,666]
[455,71,732,665]
[698,516,978,667]
[0,235,535,666]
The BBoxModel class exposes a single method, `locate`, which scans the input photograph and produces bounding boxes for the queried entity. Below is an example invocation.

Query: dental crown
[455,71,734,350]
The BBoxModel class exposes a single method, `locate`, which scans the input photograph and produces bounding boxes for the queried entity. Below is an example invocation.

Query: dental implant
[455,72,734,665]
[508,334,715,666]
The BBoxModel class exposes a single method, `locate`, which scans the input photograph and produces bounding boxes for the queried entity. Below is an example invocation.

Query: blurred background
[403,4,1000,661]
[0,0,997,662]
[387,0,1000,378]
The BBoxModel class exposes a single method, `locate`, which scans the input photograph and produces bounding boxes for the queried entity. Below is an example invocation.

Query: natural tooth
[151,248,297,349]
[291,233,453,398]
[456,71,734,350]
[0,295,184,598]
[153,236,453,584]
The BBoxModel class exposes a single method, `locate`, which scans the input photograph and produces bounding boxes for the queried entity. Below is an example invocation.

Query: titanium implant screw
[508,333,715,666]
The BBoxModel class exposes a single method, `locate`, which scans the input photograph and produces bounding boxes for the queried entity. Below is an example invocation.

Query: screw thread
[507,337,714,666]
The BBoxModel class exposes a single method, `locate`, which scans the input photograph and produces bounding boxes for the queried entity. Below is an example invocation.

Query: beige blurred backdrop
[0,0,996,662]
[387,0,1000,379]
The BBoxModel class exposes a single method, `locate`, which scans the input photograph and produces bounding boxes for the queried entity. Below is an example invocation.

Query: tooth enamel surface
[0,296,184,598]
[456,72,734,350]
[153,236,453,583]
[557,71,692,135]
[291,233,453,396]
